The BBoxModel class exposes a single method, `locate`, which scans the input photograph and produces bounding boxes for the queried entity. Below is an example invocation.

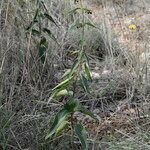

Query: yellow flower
[128,24,137,30]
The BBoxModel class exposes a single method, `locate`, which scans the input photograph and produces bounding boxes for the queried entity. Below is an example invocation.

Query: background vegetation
[0,0,150,149]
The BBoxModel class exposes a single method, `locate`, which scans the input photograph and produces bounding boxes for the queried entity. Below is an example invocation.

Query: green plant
[45,0,98,149]
[26,0,58,64]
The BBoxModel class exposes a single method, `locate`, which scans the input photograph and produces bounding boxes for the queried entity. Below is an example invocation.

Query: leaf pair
[45,109,69,139]
[26,6,58,44]
[70,21,96,30]
[42,28,58,44]
[38,37,47,64]
[48,76,74,103]
[68,7,92,15]
[74,123,88,150]
[80,60,92,93]
[46,99,98,140]
[45,99,79,139]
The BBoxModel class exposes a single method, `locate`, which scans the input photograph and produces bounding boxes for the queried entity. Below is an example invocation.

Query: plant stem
[70,113,75,150]
[80,0,85,52]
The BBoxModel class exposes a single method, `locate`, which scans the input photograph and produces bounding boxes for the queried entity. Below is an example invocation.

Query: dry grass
[0,0,150,149]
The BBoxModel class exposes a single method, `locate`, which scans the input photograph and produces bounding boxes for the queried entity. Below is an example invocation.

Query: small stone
[91,71,100,79]
[93,108,100,114]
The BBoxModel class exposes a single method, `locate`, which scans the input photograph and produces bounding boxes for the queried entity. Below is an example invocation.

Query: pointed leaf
[38,11,45,19]
[68,7,92,15]
[64,99,80,113]
[76,22,84,28]
[38,45,46,64]
[69,19,84,31]
[68,7,81,15]
[84,63,92,81]
[56,89,68,97]
[52,76,73,91]
[48,87,73,103]
[69,58,80,77]
[41,1,48,12]
[74,123,88,150]
[69,21,84,30]
[85,22,97,28]
[77,105,99,122]
[48,87,66,103]
[33,8,39,21]
[25,8,39,30]
[26,21,37,30]
[62,69,71,79]
[43,13,58,27]
[70,50,79,56]
[40,36,47,45]
[68,91,74,97]
[45,109,68,140]
[31,29,41,36]
[42,28,58,44]
[55,121,70,135]
[83,8,92,14]
[80,74,90,93]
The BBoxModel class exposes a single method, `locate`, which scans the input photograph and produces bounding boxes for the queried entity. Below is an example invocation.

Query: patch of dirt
[83,104,149,139]
[86,0,150,55]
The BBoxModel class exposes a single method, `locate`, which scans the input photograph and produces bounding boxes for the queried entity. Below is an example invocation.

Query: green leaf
[84,63,92,81]
[74,123,88,150]
[69,59,79,76]
[40,1,48,12]
[45,109,68,140]
[52,76,73,91]
[69,21,96,30]
[48,88,64,102]
[26,8,39,30]
[55,121,70,135]
[56,89,68,97]
[56,89,73,97]
[68,7,81,15]
[68,91,74,96]
[42,28,58,44]
[69,19,93,31]
[38,45,46,64]
[76,22,85,28]
[80,74,90,93]
[62,69,71,79]
[42,28,52,36]
[48,86,73,103]
[31,29,41,36]
[69,49,84,76]
[82,8,92,14]
[68,7,92,15]
[37,37,47,64]
[79,38,86,47]
[45,99,80,140]
[64,99,80,113]
[77,105,99,122]
[69,21,84,30]
[33,8,39,22]
[38,11,45,19]
[40,36,47,46]
[85,22,97,28]
[48,89,73,103]
[26,21,37,30]
[43,13,58,27]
